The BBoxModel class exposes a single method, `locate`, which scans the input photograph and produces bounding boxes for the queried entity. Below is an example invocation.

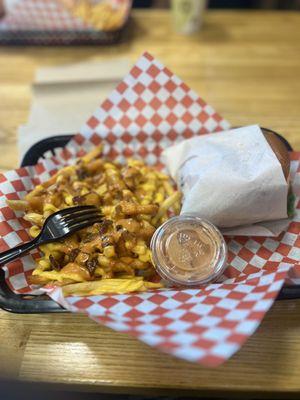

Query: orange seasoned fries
[8,145,181,295]
[62,0,128,32]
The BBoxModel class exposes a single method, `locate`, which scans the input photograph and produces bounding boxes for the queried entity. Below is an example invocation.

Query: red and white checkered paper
[0,0,129,31]
[0,52,299,367]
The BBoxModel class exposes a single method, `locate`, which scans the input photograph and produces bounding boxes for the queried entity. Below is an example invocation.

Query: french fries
[62,0,127,32]
[6,199,29,211]
[62,277,163,296]
[8,145,181,295]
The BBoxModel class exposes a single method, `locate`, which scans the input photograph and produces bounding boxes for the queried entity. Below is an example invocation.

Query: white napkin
[162,125,290,236]
[18,58,131,160]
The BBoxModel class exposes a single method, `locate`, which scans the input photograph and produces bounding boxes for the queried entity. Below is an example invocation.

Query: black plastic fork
[0,205,103,266]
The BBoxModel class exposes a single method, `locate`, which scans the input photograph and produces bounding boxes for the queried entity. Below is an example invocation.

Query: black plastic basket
[0,129,299,313]
[0,11,132,47]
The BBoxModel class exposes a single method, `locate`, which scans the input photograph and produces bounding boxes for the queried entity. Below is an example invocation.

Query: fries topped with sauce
[8,145,181,295]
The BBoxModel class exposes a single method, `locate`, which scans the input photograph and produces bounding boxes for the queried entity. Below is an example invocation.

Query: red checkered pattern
[0,52,299,366]
[0,159,61,293]
[51,52,231,167]
[49,263,291,366]
[0,0,90,31]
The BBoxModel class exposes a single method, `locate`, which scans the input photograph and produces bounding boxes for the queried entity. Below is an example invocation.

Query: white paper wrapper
[163,125,289,235]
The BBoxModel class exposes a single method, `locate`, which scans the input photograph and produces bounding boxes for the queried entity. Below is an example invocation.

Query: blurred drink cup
[171,0,207,34]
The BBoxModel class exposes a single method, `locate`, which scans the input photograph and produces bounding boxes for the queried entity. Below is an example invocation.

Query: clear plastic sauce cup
[150,215,227,286]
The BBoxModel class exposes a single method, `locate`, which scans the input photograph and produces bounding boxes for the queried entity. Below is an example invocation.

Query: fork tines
[57,206,103,230]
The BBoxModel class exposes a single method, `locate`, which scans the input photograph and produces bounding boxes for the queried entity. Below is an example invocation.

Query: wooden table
[0,9,300,398]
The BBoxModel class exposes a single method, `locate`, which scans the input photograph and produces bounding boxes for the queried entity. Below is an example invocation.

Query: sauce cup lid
[150,215,227,286]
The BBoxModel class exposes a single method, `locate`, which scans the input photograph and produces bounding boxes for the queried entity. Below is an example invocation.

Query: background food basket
[0,0,131,45]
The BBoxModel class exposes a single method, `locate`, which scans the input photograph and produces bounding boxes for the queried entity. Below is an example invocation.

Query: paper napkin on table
[18,58,132,160]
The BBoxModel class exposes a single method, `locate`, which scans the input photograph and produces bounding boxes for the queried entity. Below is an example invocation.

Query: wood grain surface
[0,9,300,397]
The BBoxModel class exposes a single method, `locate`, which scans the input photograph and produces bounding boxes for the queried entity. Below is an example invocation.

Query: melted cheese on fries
[8,145,181,295]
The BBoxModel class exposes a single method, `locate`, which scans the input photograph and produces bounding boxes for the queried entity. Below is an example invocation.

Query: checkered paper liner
[0,0,130,32]
[0,52,299,366]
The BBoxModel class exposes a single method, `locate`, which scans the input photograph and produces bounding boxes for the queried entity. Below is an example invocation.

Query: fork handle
[0,237,39,267]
